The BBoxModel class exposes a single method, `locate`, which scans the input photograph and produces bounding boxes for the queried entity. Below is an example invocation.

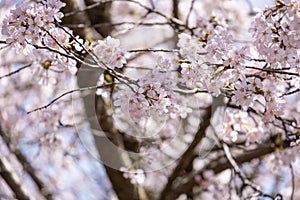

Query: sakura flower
[120,167,146,184]
[178,33,202,61]
[93,36,126,69]
[44,27,70,49]
[263,97,285,122]
[247,78,263,92]
[232,80,253,110]
[114,69,184,121]
[1,0,67,54]
[156,55,172,70]
[180,63,199,87]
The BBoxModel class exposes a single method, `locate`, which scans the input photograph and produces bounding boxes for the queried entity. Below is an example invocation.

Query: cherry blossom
[93,36,126,70]
[1,0,300,199]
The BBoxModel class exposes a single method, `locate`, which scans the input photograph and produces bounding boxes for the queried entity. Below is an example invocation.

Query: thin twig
[56,22,137,88]
[112,11,151,37]
[128,48,178,53]
[0,64,31,79]
[27,83,115,114]
[173,88,207,94]
[65,0,188,31]
[0,44,10,51]
[246,66,299,76]
[222,142,274,199]
[185,0,197,26]
[281,89,300,96]
[56,22,101,67]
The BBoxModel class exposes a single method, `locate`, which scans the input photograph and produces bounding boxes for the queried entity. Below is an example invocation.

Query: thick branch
[61,0,89,38]
[0,156,30,200]
[158,106,212,200]
[84,0,112,37]
[0,127,54,200]
[173,0,180,19]
[77,65,147,200]
[168,139,291,199]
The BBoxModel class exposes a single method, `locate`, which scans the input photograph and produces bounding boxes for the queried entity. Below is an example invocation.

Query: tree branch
[158,106,212,200]
[168,138,291,199]
[128,48,178,53]
[0,156,30,200]
[290,164,295,200]
[27,83,115,114]
[84,0,112,37]
[0,64,31,80]
[222,142,274,199]
[0,127,54,200]
[185,0,196,26]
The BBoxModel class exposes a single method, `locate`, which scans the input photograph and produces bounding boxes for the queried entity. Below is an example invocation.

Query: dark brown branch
[84,0,112,37]
[282,89,300,96]
[185,0,196,26]
[246,66,299,76]
[222,142,274,199]
[0,64,31,80]
[158,106,212,200]
[94,96,149,199]
[27,83,115,114]
[167,139,291,199]
[173,0,180,19]
[64,3,148,198]
[0,156,30,200]
[128,48,178,53]
[64,0,108,17]
[61,0,90,38]
[65,0,188,31]
[76,63,148,199]
[0,127,54,200]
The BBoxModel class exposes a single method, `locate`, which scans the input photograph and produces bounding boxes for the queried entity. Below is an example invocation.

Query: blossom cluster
[249,0,300,69]
[177,9,293,122]
[93,36,126,70]
[2,0,66,52]
[1,0,79,84]
[114,69,184,121]
[223,109,266,144]
[1,0,300,199]
[177,18,246,97]
[178,33,224,96]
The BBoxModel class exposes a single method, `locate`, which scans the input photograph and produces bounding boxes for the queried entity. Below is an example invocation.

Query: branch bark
[166,139,291,199]
[61,0,100,39]
[84,0,113,37]
[62,1,150,198]
[0,155,30,200]
[0,127,54,200]
[158,106,212,200]
[77,65,148,200]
